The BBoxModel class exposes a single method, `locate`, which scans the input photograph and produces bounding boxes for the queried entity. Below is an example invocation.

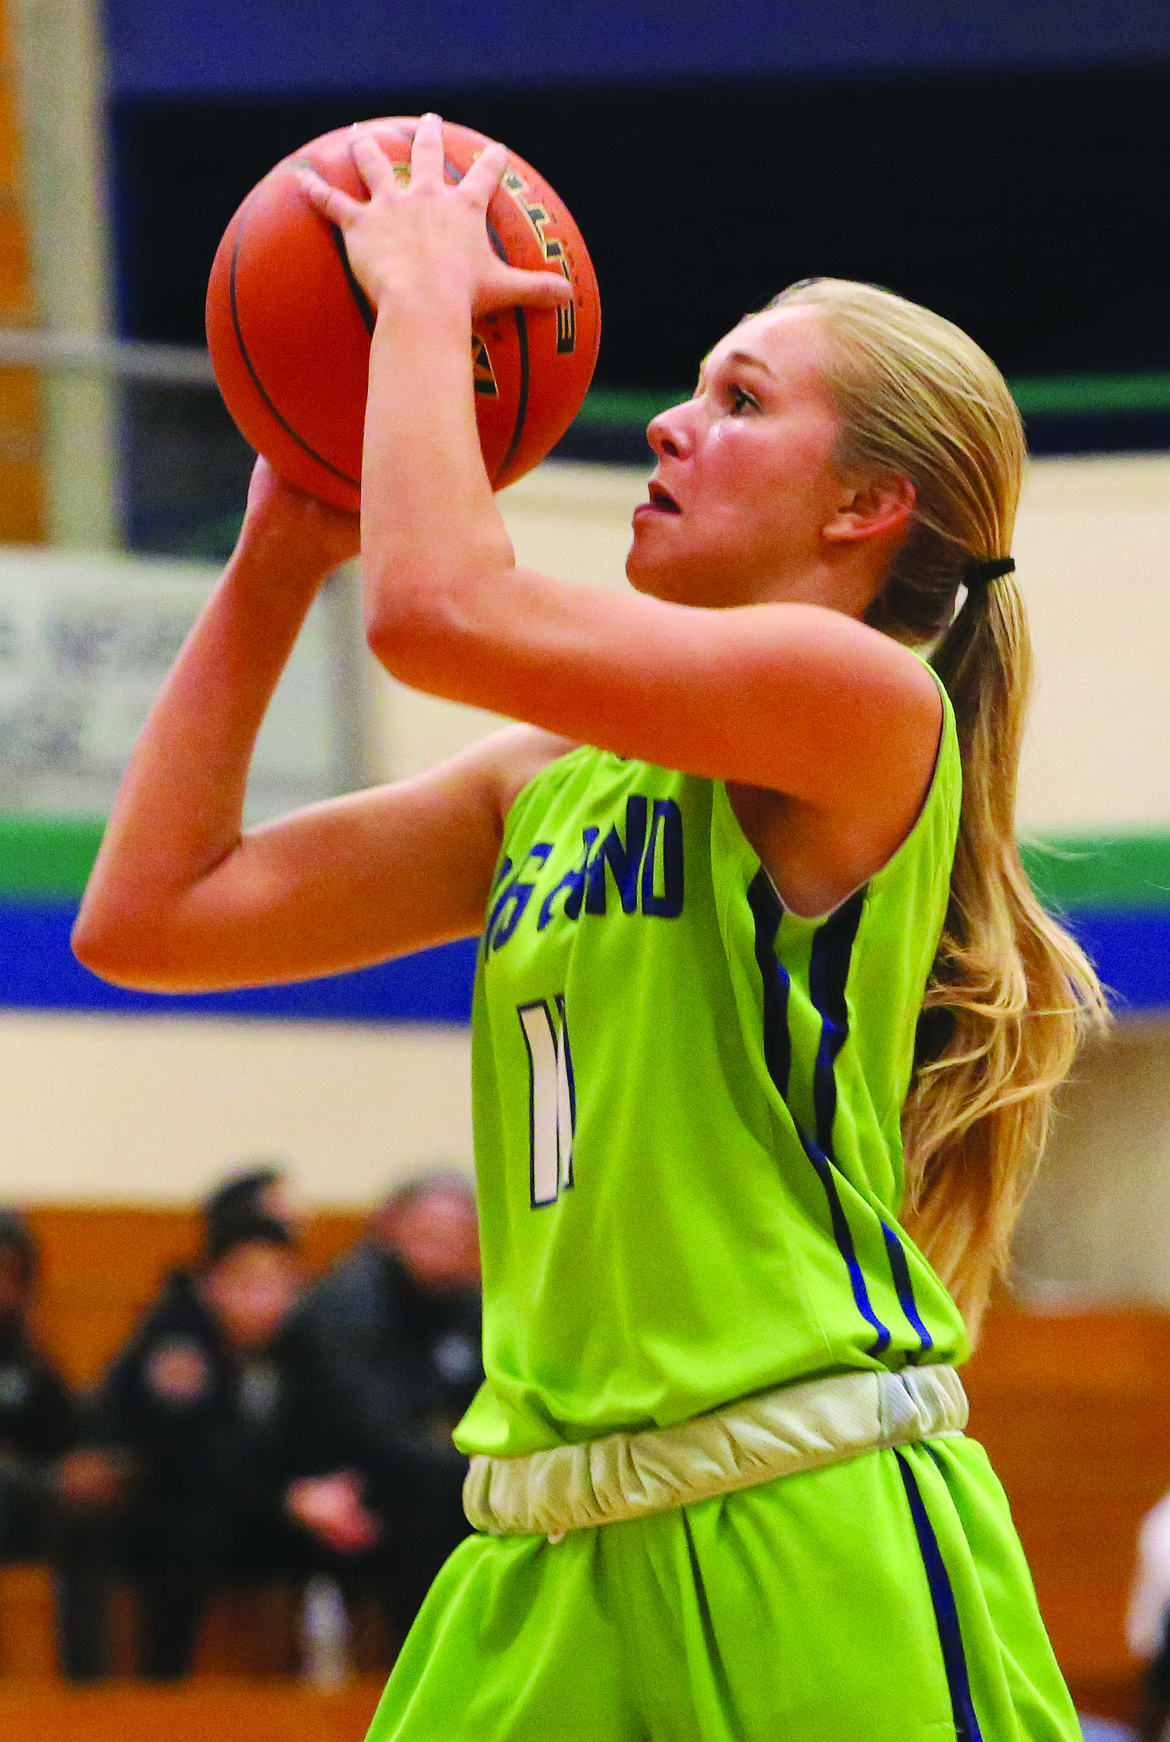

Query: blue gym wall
[101,0,1170,97]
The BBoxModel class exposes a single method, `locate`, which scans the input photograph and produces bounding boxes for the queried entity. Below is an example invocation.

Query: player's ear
[823,472,915,546]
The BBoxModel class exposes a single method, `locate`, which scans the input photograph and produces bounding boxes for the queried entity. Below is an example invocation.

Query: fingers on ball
[519,269,575,308]
[409,113,447,181]
[294,168,351,222]
[350,133,398,194]
[463,141,510,204]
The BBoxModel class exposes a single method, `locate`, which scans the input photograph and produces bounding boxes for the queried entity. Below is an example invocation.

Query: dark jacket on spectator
[63,1262,321,1681]
[292,1243,483,1492]
[84,1268,313,1526]
[286,1241,482,1630]
[0,1319,75,1466]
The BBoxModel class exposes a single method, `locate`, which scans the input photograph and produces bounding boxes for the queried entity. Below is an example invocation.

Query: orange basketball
[206,117,601,509]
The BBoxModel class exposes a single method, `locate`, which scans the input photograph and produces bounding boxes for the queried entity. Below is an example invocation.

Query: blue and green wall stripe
[0,814,478,1022]
[0,816,1168,1021]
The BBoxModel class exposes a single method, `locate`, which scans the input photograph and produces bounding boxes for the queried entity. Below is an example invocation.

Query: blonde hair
[771,277,1109,1334]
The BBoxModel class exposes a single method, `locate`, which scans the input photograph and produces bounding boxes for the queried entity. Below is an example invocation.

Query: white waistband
[463,1364,968,1539]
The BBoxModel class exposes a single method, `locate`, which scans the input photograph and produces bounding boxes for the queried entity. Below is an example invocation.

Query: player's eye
[728,384,759,416]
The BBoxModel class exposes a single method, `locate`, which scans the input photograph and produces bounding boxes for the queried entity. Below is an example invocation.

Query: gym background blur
[1,3,1170,1738]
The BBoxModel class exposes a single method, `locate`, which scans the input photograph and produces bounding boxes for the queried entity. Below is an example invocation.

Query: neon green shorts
[365,1436,1078,1742]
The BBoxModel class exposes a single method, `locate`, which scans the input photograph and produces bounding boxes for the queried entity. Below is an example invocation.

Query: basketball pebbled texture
[206,117,602,510]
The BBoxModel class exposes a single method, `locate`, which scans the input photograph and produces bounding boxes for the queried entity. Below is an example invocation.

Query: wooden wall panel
[965,1300,1170,1715]
[0,1678,385,1739]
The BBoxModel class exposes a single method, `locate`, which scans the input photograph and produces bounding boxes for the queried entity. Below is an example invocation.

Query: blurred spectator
[203,1160,299,1246]
[58,1211,315,1680]
[0,1213,79,1660]
[287,1170,482,1638]
[1130,1489,1170,1740]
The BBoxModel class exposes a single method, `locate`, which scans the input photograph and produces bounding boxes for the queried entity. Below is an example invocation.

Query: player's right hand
[296,112,571,323]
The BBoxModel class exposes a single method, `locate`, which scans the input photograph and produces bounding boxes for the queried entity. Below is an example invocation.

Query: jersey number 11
[518,997,576,1208]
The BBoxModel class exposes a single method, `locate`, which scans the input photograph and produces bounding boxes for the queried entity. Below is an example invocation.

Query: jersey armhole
[498,742,594,845]
[711,669,960,926]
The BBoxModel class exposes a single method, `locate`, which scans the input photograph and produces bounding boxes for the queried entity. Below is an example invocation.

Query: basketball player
[74,116,1106,1738]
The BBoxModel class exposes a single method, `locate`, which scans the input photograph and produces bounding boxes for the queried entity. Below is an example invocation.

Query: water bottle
[301,1574,350,1690]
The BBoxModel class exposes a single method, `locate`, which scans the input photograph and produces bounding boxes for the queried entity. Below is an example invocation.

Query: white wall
[1014,454,1170,833]
[3,453,1170,1246]
[0,1011,473,1205]
[1015,1016,1170,1307]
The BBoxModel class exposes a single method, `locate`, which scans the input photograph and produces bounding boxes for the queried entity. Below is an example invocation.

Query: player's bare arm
[71,460,570,992]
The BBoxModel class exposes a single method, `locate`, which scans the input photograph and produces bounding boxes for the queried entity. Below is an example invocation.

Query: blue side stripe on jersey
[748,874,891,1356]
[894,1450,985,1741]
[808,891,866,1156]
[796,1128,891,1356]
[747,870,792,1100]
[882,1221,934,1362]
[806,892,893,1357]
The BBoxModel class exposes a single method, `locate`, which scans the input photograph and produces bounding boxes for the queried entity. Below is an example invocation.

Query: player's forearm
[359,282,516,672]
[72,537,328,973]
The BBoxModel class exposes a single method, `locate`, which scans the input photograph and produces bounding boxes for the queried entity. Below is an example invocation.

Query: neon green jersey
[456,693,969,1459]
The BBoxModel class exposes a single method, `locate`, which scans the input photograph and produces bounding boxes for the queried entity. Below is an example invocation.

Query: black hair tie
[964,555,1016,589]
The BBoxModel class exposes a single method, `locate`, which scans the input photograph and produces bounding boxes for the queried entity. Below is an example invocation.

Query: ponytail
[771,277,1109,1334]
[902,575,1107,1329]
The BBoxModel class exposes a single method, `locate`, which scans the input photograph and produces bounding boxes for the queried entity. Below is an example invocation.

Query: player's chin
[626,524,687,599]
[625,546,705,608]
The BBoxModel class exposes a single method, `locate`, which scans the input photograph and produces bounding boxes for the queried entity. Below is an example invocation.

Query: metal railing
[0,330,216,386]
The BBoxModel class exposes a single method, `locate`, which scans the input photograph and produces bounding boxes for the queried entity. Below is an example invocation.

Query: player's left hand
[296,112,573,321]
[237,456,362,572]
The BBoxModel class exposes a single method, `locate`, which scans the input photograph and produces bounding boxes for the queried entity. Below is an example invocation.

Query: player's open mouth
[643,483,681,514]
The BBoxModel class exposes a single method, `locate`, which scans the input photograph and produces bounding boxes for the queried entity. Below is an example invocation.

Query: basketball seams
[225,187,362,493]
[326,221,376,339]
[497,308,531,486]
[481,209,528,487]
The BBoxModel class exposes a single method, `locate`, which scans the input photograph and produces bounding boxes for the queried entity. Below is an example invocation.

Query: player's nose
[647,400,695,462]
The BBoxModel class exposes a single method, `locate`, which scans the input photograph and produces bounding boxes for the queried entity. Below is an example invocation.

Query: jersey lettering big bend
[455,687,970,1460]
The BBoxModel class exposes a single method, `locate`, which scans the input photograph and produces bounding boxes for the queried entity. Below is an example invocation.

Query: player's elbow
[363,559,508,693]
[363,573,445,682]
[71,900,176,991]
[71,906,140,986]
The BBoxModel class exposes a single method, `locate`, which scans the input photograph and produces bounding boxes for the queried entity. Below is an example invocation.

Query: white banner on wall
[0,547,364,822]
